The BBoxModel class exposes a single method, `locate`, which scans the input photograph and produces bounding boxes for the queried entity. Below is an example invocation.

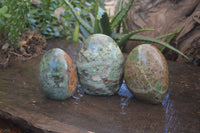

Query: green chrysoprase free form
[39,48,77,100]
[76,34,124,95]
[124,44,169,104]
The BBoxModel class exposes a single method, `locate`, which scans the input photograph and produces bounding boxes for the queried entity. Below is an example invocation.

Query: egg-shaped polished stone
[124,44,169,104]
[39,48,77,100]
[76,34,124,95]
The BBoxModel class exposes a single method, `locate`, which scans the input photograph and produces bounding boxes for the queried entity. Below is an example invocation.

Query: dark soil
[0,29,47,68]
[0,118,22,133]
[0,118,34,133]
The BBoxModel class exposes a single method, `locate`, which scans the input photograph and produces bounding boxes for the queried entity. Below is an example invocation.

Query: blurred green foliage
[0,0,191,62]
[27,0,95,40]
[0,0,96,46]
[0,5,11,38]
[0,0,30,47]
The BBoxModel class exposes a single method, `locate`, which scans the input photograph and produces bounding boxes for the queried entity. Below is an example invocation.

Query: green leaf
[111,33,123,40]
[72,22,80,42]
[63,0,93,34]
[96,7,106,20]
[157,26,184,52]
[28,9,37,14]
[80,25,90,38]
[100,12,111,35]
[0,6,8,14]
[155,33,175,40]
[112,33,190,61]
[156,26,184,40]
[94,0,105,33]
[130,35,190,61]
[110,0,134,31]
[3,13,11,18]
[94,0,100,33]
[89,13,95,27]
[117,29,154,47]
[72,11,80,42]
[166,26,183,44]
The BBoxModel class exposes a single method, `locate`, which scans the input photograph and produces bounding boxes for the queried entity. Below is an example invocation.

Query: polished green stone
[76,34,124,95]
[124,44,169,104]
[39,48,77,100]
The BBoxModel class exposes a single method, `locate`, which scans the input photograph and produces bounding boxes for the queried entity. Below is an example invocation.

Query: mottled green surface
[124,44,169,104]
[76,34,124,95]
[39,48,76,100]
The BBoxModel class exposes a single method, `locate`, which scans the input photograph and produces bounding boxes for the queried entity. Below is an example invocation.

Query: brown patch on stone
[63,53,77,95]
[84,86,97,95]
[81,70,89,77]
[100,35,107,39]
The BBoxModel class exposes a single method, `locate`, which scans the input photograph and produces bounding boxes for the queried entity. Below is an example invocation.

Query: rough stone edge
[0,106,87,133]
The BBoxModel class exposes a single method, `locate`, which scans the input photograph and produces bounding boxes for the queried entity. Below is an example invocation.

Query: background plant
[156,26,184,52]
[0,5,11,38]
[28,0,65,39]
[0,0,190,61]
[64,0,190,61]
[27,0,95,40]
[4,0,31,47]
[0,0,95,45]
